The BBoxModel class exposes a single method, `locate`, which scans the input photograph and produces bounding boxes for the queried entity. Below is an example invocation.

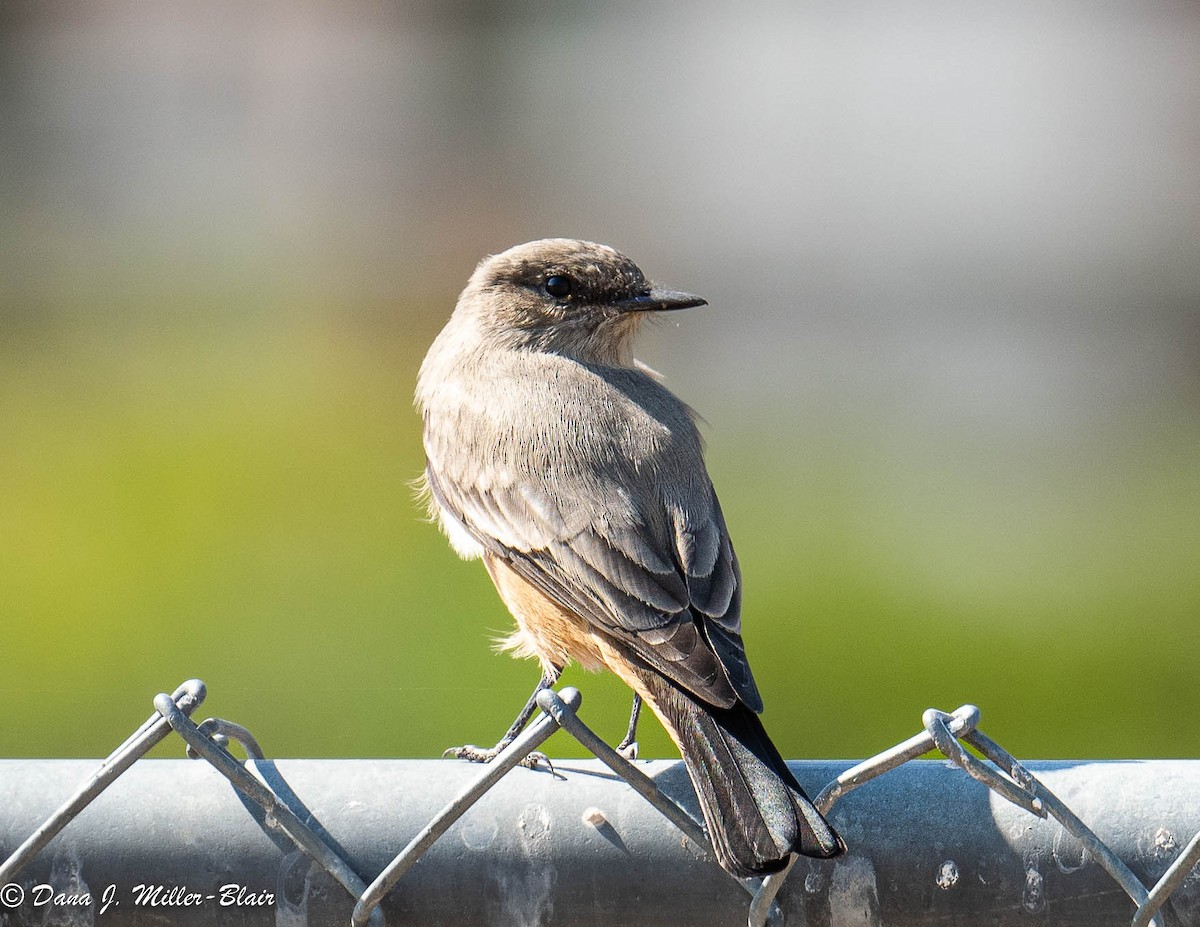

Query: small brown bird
[415,238,843,877]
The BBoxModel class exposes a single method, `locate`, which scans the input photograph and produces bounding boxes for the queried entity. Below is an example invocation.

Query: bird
[414,238,843,878]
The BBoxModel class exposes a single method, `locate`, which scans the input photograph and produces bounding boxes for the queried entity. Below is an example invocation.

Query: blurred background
[1,1,1197,762]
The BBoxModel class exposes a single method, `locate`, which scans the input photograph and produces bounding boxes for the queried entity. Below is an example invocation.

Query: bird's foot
[443,743,553,771]
[615,739,639,761]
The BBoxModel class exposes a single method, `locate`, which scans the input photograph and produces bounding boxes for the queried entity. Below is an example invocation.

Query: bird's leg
[616,693,642,760]
[444,667,561,769]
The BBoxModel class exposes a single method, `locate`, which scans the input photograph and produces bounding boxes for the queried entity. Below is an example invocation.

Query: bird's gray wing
[425,463,762,712]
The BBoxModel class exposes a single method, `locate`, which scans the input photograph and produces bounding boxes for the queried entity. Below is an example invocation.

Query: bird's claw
[443,743,499,762]
[616,740,639,761]
[443,744,554,772]
[519,750,553,771]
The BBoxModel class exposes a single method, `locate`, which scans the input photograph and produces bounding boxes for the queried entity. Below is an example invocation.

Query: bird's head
[455,238,706,365]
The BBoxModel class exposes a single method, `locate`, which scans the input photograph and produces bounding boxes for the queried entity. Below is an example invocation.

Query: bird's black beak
[612,287,708,314]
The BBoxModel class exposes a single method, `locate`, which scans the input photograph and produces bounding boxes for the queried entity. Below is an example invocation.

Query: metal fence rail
[1,680,1198,927]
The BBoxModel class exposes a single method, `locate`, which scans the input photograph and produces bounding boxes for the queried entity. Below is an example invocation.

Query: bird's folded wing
[426,466,762,711]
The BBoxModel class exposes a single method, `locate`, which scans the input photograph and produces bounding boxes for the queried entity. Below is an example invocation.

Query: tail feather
[644,674,844,877]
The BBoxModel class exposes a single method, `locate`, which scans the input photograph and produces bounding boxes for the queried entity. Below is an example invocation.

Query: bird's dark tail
[639,672,844,878]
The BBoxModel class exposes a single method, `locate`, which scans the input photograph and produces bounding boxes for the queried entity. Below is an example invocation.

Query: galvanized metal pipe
[2,758,1198,927]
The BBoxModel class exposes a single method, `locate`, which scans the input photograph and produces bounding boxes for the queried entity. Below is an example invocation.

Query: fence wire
[1,679,1197,927]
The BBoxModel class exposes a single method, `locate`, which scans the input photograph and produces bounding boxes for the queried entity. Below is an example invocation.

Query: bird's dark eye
[544,275,573,299]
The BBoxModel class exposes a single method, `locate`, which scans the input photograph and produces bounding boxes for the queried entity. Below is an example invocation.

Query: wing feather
[426,462,760,711]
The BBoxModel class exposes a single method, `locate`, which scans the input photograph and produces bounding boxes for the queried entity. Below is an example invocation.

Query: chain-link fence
[2,679,1198,926]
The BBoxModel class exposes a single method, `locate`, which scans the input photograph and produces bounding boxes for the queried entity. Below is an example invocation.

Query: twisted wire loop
[151,692,383,927]
[2,680,1196,927]
[750,705,1176,927]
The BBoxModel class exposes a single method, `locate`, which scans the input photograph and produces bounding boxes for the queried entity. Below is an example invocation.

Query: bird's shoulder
[428,345,699,462]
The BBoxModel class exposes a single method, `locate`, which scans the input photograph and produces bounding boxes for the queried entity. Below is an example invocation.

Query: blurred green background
[2,2,1198,762]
